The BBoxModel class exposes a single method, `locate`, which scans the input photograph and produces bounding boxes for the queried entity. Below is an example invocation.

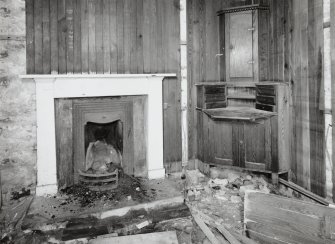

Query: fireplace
[55,95,147,188]
[20,74,175,196]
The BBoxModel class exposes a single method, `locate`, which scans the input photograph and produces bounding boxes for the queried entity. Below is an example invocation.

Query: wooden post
[330,0,335,202]
[180,0,188,169]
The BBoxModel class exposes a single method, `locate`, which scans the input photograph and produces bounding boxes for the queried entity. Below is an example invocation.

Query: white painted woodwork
[20,74,175,196]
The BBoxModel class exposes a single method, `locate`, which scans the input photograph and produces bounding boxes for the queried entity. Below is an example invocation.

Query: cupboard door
[228,11,253,79]
[244,120,271,171]
[214,121,233,166]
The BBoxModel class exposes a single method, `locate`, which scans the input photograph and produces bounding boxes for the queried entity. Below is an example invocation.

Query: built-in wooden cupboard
[196,3,290,181]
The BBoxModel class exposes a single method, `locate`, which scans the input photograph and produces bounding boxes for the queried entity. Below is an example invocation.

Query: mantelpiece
[20,74,176,195]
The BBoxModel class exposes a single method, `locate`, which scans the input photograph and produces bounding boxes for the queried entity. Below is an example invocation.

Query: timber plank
[26,0,35,74]
[136,0,144,73]
[95,0,103,74]
[331,0,335,203]
[58,0,66,74]
[109,0,117,73]
[66,0,74,73]
[73,0,81,73]
[34,0,43,74]
[245,191,335,244]
[116,0,124,73]
[81,0,89,73]
[308,0,325,197]
[42,0,51,74]
[102,0,110,74]
[123,0,132,73]
[88,0,96,73]
[50,0,58,73]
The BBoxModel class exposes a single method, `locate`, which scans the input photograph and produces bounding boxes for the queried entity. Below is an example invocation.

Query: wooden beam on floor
[278,178,331,206]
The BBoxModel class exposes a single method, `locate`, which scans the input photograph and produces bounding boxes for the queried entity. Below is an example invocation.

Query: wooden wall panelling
[66,0,74,73]
[81,0,89,73]
[277,0,285,82]
[331,0,335,202]
[123,0,131,73]
[34,0,43,74]
[187,0,194,160]
[88,0,96,73]
[258,8,269,81]
[26,0,34,74]
[197,111,204,162]
[42,0,51,74]
[300,0,311,191]
[142,0,151,73]
[292,0,303,187]
[136,0,144,73]
[102,0,110,74]
[129,0,137,73]
[199,0,206,83]
[109,0,117,73]
[156,0,165,73]
[308,0,325,197]
[26,0,183,172]
[95,0,103,74]
[73,0,81,73]
[205,0,219,82]
[116,0,124,73]
[58,0,67,73]
[149,0,158,73]
[50,0,59,73]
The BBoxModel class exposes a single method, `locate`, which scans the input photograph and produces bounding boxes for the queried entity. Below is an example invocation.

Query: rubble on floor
[0,167,330,244]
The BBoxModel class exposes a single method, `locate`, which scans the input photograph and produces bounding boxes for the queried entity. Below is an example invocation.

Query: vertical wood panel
[205,0,218,82]
[116,0,124,73]
[136,0,144,73]
[34,0,43,74]
[50,0,58,73]
[66,0,74,73]
[102,0,110,73]
[26,0,35,74]
[88,0,96,73]
[308,0,325,197]
[58,0,66,73]
[123,0,131,73]
[331,0,335,202]
[81,0,89,73]
[42,0,51,74]
[109,0,117,73]
[143,0,155,73]
[95,0,104,73]
[73,0,81,73]
[300,0,311,190]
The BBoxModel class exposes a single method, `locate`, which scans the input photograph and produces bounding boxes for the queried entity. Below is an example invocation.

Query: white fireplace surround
[20,74,176,196]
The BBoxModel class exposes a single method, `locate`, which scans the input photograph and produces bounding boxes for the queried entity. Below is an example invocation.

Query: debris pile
[62,174,156,207]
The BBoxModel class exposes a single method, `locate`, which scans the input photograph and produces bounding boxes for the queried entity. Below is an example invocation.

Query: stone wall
[0,0,36,199]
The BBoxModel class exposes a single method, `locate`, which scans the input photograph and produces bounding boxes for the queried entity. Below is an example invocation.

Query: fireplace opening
[79,120,123,189]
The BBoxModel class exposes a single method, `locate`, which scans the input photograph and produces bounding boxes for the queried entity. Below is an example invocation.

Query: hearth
[21,74,175,196]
